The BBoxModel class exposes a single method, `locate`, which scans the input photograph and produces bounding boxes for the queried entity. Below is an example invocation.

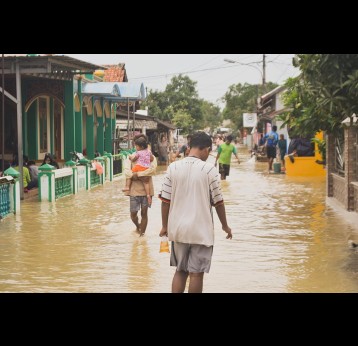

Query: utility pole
[262,54,266,93]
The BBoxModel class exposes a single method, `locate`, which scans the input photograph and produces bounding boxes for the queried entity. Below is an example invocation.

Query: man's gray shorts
[170,242,213,273]
[130,196,148,212]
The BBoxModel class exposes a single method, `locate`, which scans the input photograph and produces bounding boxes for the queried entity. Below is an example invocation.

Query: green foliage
[142,74,221,133]
[200,100,222,133]
[171,111,195,134]
[281,54,358,136]
[222,82,278,131]
[311,137,326,161]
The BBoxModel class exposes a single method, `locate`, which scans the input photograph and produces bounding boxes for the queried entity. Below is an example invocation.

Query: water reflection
[127,238,155,292]
[0,146,358,292]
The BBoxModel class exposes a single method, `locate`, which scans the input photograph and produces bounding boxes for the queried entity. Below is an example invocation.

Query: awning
[260,85,286,102]
[82,82,120,96]
[82,81,146,102]
[155,118,176,130]
[1,55,106,79]
[116,119,157,130]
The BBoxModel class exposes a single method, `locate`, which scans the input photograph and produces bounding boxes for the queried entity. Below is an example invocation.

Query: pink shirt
[134,149,151,168]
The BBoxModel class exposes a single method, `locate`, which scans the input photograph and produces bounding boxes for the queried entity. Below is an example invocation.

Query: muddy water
[1,147,358,292]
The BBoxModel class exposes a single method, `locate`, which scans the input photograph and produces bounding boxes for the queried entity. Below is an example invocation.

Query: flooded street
[1,146,358,292]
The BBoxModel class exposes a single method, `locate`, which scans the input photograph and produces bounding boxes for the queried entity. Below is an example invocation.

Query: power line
[129,64,248,81]
[185,54,225,72]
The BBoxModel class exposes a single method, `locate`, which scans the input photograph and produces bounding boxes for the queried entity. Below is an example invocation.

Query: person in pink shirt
[122,136,154,206]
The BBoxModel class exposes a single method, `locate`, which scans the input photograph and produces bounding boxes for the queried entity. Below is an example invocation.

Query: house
[257,85,289,146]
[0,54,147,199]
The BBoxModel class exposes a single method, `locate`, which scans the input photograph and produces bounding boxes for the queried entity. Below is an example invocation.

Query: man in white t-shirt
[159,131,232,293]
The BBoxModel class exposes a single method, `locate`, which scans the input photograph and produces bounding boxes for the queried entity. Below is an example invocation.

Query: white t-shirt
[159,156,223,246]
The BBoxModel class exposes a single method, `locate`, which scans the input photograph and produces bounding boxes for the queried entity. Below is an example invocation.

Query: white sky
[66,54,299,109]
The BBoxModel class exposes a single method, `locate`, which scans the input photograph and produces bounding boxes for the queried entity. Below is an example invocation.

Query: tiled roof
[103,64,128,82]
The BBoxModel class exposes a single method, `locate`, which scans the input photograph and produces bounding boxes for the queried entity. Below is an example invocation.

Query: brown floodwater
[1,147,358,292]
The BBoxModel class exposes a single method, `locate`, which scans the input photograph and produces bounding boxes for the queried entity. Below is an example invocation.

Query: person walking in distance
[159,132,232,293]
[158,134,169,166]
[175,134,192,159]
[124,134,156,237]
[277,134,287,170]
[264,125,279,172]
[122,136,154,206]
[214,135,240,180]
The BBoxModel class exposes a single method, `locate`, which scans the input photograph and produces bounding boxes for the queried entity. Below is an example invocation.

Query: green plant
[311,137,326,161]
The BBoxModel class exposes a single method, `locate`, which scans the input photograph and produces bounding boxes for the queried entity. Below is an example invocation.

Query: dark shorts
[267,146,277,158]
[219,163,230,177]
[158,155,168,163]
[130,196,148,213]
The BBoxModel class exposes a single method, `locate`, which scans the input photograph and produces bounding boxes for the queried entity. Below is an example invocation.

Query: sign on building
[243,113,257,128]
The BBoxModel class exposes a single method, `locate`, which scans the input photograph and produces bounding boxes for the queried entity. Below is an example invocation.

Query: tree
[200,100,222,133]
[143,74,203,127]
[280,54,358,136]
[141,90,173,120]
[171,111,195,134]
[222,82,278,131]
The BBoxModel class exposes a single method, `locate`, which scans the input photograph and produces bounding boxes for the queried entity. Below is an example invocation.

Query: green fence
[90,169,101,187]
[0,182,11,218]
[55,175,73,199]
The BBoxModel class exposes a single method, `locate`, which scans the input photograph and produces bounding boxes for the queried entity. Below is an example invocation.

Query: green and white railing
[0,167,20,218]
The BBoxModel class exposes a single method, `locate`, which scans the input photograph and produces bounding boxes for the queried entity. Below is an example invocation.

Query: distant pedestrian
[158,134,169,165]
[13,158,31,193]
[278,134,287,169]
[41,153,59,169]
[264,125,278,172]
[27,160,39,189]
[215,135,224,151]
[175,134,192,159]
[259,134,265,146]
[214,135,240,180]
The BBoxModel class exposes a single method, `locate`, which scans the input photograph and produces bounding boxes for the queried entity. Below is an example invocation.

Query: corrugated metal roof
[82,82,120,96]
[116,119,157,130]
[116,82,146,100]
[82,81,146,101]
[155,118,176,130]
[260,85,286,101]
[2,54,106,73]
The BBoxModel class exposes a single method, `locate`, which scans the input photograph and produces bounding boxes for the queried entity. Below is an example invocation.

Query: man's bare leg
[172,270,189,293]
[139,176,152,206]
[139,206,148,236]
[268,158,273,171]
[122,178,131,192]
[130,211,141,233]
[188,272,204,293]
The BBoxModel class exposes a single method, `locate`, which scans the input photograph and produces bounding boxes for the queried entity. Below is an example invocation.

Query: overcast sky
[66,54,299,109]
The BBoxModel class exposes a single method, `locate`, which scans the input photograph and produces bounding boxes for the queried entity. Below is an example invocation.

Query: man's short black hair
[190,132,212,150]
[272,125,277,131]
[226,135,233,142]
